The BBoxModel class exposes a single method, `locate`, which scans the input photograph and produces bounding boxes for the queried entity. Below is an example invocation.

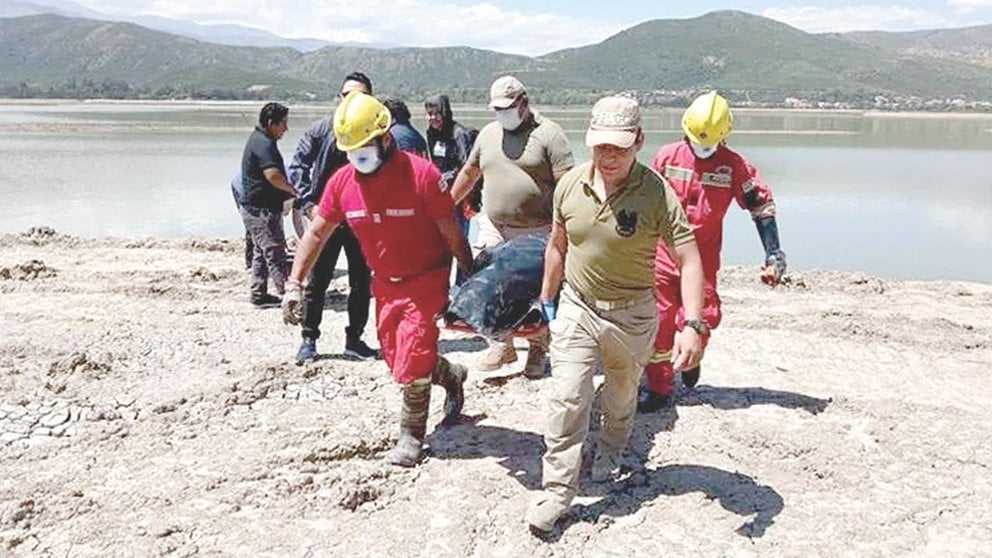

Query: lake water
[1,100,990,282]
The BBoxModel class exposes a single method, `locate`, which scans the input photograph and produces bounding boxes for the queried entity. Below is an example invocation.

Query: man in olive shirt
[450,75,575,377]
[526,96,706,533]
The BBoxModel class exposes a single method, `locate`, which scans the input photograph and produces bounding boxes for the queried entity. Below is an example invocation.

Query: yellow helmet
[333,91,392,152]
[682,91,733,146]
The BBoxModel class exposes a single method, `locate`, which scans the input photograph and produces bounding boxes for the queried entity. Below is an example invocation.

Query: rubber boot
[386,379,431,467]
[681,365,701,389]
[432,356,467,425]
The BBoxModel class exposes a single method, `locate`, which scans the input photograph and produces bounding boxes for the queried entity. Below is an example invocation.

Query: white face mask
[495,107,524,131]
[348,145,383,174]
[690,142,718,159]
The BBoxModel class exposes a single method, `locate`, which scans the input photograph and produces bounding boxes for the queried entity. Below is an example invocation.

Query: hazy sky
[68,0,992,55]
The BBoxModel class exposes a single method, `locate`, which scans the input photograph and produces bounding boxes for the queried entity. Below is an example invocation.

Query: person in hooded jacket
[425,95,475,188]
[425,94,479,280]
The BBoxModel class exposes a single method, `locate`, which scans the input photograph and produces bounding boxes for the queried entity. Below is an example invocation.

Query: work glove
[540,300,557,322]
[282,281,304,325]
[761,251,787,287]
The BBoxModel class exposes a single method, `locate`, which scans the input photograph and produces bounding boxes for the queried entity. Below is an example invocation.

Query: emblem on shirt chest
[701,165,733,188]
[615,208,639,238]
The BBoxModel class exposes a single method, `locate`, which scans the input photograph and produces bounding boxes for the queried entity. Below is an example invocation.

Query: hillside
[536,11,992,98]
[2,12,992,104]
[844,24,992,68]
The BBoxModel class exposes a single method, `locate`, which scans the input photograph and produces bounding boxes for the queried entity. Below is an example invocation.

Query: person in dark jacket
[287,72,377,363]
[239,102,296,308]
[425,94,478,283]
[425,95,475,189]
[383,97,428,157]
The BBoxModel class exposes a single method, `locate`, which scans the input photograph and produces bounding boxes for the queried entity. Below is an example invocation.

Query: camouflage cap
[585,95,641,148]
[488,75,526,109]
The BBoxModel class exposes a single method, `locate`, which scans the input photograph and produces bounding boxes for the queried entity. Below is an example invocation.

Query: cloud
[67,0,630,55]
[763,5,953,33]
[948,0,992,11]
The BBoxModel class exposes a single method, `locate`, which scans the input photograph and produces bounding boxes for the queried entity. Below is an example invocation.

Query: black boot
[637,389,672,413]
[681,365,701,389]
[432,356,467,426]
[387,380,431,467]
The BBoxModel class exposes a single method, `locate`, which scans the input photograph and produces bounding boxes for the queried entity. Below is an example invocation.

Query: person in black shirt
[239,102,296,308]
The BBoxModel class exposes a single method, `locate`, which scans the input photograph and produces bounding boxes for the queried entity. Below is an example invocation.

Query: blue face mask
[690,141,718,159]
[348,144,383,174]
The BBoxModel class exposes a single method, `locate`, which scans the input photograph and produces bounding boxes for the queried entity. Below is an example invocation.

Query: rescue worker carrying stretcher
[283,92,474,467]
[639,91,788,412]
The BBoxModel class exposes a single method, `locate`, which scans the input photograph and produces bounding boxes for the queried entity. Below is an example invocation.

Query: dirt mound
[0,260,57,281]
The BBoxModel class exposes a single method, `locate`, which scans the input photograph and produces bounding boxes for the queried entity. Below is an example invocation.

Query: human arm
[756,217,786,286]
[282,213,339,324]
[732,158,786,285]
[287,120,326,213]
[539,219,568,320]
[436,217,473,275]
[547,125,575,182]
[548,126,575,181]
[263,167,298,197]
[450,163,482,204]
[672,240,704,370]
[660,180,704,369]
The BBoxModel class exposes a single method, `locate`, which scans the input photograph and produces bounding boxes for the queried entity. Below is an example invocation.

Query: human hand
[282,281,304,325]
[761,252,787,287]
[672,328,703,371]
[540,300,557,322]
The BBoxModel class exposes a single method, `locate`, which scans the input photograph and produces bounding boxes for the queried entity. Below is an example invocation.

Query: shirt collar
[255,124,276,140]
[579,161,646,197]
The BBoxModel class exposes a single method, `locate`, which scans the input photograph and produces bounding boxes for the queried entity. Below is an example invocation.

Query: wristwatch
[682,318,710,336]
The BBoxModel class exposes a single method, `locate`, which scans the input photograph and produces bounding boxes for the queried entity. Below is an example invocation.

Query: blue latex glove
[540,300,557,322]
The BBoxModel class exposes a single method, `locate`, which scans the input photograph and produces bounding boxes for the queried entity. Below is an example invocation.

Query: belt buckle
[593,299,614,311]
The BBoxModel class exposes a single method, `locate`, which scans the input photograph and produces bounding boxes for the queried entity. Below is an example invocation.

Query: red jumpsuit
[646,140,777,395]
[318,151,455,385]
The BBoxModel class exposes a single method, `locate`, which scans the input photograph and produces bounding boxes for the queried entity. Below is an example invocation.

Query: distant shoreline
[4,97,992,118]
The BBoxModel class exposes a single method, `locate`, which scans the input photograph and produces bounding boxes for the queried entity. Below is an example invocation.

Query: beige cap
[585,95,641,148]
[488,75,526,109]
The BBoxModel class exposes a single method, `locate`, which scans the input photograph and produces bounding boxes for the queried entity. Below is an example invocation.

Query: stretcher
[443,316,548,340]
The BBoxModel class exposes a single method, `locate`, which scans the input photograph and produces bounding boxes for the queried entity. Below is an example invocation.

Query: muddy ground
[1,227,990,557]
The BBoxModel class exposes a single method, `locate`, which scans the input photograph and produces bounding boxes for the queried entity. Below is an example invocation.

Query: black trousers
[301,223,371,341]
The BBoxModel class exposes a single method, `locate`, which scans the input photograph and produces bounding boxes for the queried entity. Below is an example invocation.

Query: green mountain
[2,11,991,104]
[534,11,992,99]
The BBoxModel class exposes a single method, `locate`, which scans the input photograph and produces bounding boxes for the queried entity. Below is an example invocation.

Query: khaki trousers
[540,283,658,502]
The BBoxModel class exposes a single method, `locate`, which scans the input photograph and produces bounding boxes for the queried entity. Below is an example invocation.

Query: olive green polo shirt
[468,111,574,228]
[555,161,694,303]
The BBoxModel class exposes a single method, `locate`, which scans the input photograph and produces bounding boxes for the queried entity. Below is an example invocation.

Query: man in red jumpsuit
[639,91,787,413]
[282,92,474,465]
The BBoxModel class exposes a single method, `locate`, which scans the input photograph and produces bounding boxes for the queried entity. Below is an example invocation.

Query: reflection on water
[1,101,990,282]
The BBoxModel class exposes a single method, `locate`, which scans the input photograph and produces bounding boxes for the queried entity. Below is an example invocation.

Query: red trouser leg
[374,271,449,385]
[646,277,723,395]
[646,279,680,395]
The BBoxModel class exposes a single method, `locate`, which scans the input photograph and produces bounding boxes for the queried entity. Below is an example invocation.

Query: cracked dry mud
[1,230,991,556]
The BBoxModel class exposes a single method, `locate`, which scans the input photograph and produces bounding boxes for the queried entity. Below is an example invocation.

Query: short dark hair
[341,72,373,95]
[259,102,289,128]
[382,97,411,123]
